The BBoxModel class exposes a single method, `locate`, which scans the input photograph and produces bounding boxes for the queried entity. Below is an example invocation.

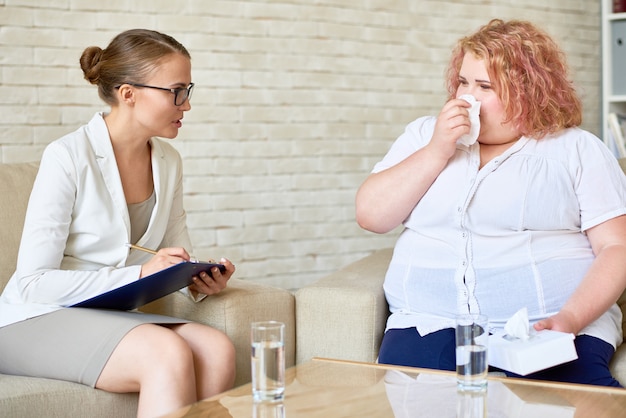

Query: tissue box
[488,329,578,376]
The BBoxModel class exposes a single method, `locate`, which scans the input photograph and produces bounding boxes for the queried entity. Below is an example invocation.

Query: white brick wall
[0,1,601,289]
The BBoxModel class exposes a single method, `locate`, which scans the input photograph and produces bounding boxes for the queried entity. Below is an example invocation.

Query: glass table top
[164,357,626,417]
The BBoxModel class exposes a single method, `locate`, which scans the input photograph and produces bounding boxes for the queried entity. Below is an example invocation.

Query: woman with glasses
[0,29,236,417]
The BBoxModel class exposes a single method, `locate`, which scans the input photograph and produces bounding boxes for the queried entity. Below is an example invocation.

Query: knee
[201,327,235,364]
[172,324,236,392]
[221,332,236,365]
[150,331,196,377]
[210,330,236,389]
[217,331,236,371]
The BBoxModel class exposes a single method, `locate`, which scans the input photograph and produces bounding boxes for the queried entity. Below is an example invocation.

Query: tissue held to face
[455,53,521,146]
[457,94,481,146]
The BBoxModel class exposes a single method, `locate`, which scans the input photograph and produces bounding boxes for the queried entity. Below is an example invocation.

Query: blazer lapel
[146,138,167,234]
[85,113,132,236]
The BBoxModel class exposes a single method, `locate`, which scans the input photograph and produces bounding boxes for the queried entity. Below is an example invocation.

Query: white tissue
[504,307,530,341]
[457,94,481,146]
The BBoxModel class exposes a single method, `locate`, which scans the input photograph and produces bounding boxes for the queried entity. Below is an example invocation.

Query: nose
[456,85,472,98]
[180,98,191,111]
[460,85,478,97]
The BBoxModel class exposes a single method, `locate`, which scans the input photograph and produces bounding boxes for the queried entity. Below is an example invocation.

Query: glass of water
[251,321,285,402]
[455,314,488,392]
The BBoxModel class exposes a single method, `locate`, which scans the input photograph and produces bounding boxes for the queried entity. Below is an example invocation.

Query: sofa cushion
[0,162,39,290]
[0,374,137,418]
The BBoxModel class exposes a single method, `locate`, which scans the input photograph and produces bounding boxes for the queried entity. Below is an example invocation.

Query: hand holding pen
[126,243,199,277]
[126,243,236,296]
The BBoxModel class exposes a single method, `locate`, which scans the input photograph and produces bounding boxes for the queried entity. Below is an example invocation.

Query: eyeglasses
[117,82,194,106]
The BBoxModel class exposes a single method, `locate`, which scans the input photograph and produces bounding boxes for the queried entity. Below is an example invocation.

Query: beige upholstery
[295,248,390,364]
[0,162,39,284]
[0,162,295,418]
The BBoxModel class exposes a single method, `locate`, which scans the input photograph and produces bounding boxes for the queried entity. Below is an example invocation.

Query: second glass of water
[455,314,488,392]
[251,321,285,402]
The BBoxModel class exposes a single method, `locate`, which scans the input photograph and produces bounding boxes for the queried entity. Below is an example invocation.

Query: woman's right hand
[427,98,472,160]
[356,99,473,234]
[139,247,192,278]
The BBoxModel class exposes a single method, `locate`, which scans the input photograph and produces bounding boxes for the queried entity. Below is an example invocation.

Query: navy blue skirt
[378,326,622,387]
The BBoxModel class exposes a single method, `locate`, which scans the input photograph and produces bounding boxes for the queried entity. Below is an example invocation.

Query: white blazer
[0,113,194,327]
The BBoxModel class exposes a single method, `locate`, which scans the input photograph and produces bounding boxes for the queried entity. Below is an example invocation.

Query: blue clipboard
[71,261,225,310]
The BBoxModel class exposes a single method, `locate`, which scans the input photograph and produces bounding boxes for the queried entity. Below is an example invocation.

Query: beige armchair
[0,162,295,418]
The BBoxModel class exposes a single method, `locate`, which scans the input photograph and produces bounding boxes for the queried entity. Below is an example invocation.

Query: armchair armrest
[141,278,295,387]
[295,248,392,364]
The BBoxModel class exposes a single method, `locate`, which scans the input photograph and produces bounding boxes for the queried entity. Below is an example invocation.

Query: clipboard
[71,261,225,310]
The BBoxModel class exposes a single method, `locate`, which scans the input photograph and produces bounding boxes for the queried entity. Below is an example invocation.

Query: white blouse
[374,116,626,348]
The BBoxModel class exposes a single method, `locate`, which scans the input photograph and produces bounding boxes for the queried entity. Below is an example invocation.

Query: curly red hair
[445,19,582,139]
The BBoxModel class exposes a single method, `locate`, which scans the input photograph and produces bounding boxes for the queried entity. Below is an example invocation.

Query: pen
[125,243,158,255]
[125,243,201,263]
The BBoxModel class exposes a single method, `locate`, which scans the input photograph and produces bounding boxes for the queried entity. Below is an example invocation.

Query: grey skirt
[0,308,189,387]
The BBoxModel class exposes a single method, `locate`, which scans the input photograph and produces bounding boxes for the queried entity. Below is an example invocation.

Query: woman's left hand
[533,309,580,335]
[188,258,235,296]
